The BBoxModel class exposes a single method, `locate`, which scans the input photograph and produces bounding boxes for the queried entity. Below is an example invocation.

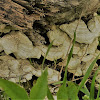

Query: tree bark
[0,0,100,30]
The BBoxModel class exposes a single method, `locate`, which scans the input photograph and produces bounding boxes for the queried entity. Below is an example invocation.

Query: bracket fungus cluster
[0,55,60,83]
[0,14,100,83]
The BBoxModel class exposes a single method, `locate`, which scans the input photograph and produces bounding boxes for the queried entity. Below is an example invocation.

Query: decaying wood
[0,0,41,29]
[0,0,100,30]
[39,0,100,24]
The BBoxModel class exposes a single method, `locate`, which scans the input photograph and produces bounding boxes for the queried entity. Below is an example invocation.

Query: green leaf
[67,82,79,100]
[80,85,90,97]
[82,95,89,100]
[96,98,100,100]
[63,32,76,86]
[78,54,100,92]
[29,68,48,100]
[75,84,90,96]
[0,78,29,100]
[57,85,68,100]
[57,82,79,100]
[47,86,54,100]
[90,66,100,100]
[97,84,100,99]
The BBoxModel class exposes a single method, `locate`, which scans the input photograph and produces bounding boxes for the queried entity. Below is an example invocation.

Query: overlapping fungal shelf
[0,14,100,84]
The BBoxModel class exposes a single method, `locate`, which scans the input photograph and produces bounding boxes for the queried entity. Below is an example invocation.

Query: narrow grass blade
[0,78,29,100]
[47,86,54,100]
[52,81,63,85]
[63,32,76,86]
[29,58,33,66]
[97,84,100,99]
[41,40,54,72]
[90,66,100,100]
[29,68,48,100]
[78,54,100,92]
[67,32,76,65]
